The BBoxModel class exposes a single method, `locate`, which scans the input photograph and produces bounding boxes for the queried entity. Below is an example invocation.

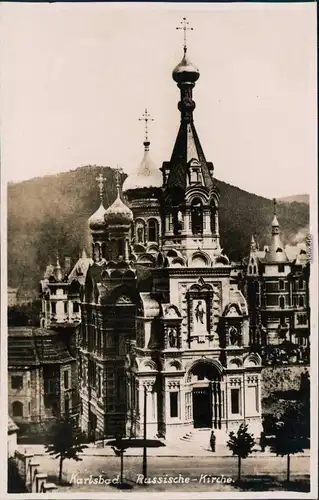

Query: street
[34,454,310,492]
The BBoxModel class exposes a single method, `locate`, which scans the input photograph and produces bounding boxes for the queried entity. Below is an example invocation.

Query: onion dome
[105,187,133,226]
[88,203,107,230]
[88,172,108,231]
[122,141,162,192]
[172,51,200,84]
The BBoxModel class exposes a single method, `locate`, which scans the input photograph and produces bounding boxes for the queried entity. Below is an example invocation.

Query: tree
[271,405,305,482]
[227,423,255,481]
[8,300,41,327]
[45,416,88,484]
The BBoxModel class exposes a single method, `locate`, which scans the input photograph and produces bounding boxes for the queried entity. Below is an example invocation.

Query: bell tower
[161,18,222,265]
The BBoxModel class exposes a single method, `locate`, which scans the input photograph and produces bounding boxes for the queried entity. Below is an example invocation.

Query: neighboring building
[8,288,18,307]
[8,327,77,436]
[78,39,263,442]
[8,287,38,307]
[40,255,80,330]
[8,417,19,457]
[245,207,310,366]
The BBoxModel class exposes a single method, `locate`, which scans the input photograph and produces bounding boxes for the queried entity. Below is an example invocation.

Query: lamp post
[142,385,147,477]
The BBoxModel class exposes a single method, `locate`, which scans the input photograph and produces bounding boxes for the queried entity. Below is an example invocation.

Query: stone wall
[14,450,57,493]
[261,364,309,399]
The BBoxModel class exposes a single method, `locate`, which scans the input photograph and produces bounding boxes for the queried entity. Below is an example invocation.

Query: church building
[78,22,263,442]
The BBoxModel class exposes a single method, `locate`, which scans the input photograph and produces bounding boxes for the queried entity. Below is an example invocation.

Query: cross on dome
[95,172,106,201]
[115,165,124,191]
[139,109,154,143]
[176,16,193,54]
[273,198,277,215]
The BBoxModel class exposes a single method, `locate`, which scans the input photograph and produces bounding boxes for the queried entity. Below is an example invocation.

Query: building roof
[122,142,162,192]
[88,202,107,231]
[8,335,40,366]
[68,251,92,285]
[8,327,74,367]
[105,189,133,226]
[35,335,74,364]
[8,417,19,434]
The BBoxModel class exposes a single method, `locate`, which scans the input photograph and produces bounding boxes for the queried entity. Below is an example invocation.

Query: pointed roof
[166,121,214,195]
[264,207,288,263]
[250,235,257,253]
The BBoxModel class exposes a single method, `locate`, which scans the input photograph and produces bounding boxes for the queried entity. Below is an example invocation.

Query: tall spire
[167,18,213,203]
[271,198,280,234]
[250,235,257,252]
[264,198,287,263]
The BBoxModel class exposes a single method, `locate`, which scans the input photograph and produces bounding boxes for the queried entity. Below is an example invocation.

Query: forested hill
[7,165,309,292]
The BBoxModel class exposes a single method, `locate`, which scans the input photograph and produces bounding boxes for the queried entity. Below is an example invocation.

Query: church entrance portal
[189,361,222,429]
[193,387,211,428]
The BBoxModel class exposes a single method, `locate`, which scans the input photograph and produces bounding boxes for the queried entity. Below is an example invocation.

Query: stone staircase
[180,428,228,449]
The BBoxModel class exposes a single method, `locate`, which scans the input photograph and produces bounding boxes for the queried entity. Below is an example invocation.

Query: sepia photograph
[1,2,317,498]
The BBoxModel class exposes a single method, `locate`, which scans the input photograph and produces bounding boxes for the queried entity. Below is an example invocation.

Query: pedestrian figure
[210,430,216,452]
[260,431,266,452]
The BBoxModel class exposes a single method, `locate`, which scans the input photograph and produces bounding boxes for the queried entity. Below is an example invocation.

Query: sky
[1,2,317,199]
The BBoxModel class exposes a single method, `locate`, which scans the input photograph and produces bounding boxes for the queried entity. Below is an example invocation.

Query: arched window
[249,266,252,274]
[299,279,304,290]
[148,219,158,242]
[191,198,203,235]
[279,296,285,309]
[253,266,257,274]
[12,401,23,417]
[299,295,304,308]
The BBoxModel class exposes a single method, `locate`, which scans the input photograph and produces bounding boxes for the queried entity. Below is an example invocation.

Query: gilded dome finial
[176,16,193,54]
[173,17,199,87]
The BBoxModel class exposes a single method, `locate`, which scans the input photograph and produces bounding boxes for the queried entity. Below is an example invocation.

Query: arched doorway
[187,360,223,429]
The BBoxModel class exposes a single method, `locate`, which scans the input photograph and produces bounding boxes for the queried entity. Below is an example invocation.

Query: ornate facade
[245,208,310,366]
[78,39,263,442]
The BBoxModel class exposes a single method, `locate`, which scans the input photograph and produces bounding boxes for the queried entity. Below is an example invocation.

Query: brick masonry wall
[261,364,310,399]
